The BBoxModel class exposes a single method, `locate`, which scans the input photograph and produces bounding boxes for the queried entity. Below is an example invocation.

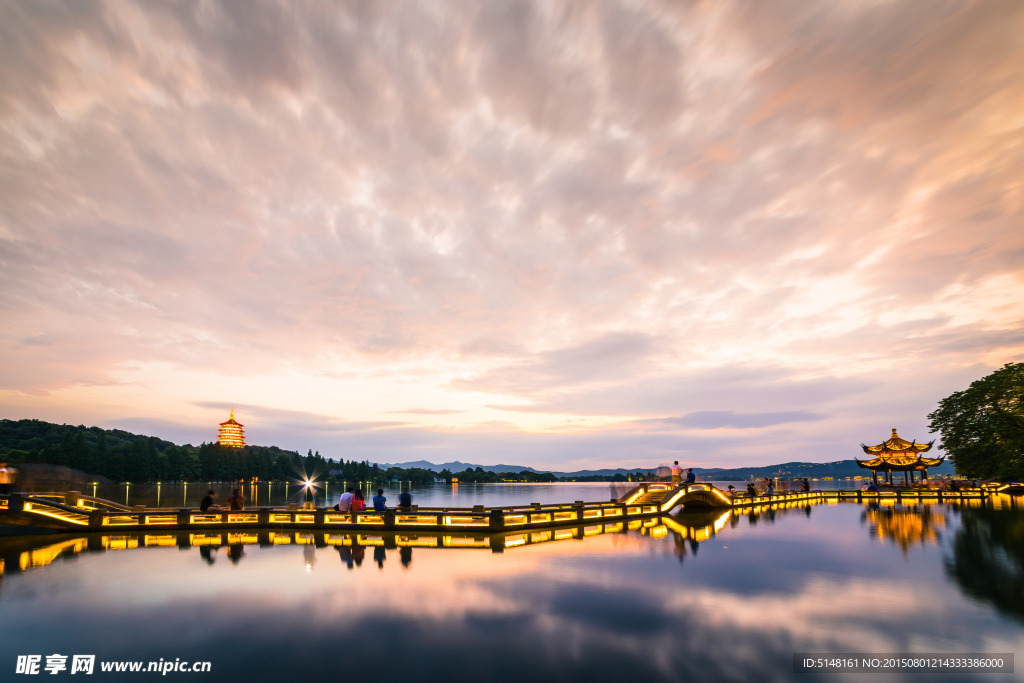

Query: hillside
[2,418,955,483]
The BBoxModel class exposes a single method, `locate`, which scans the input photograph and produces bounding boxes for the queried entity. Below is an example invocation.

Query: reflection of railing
[0,518,671,575]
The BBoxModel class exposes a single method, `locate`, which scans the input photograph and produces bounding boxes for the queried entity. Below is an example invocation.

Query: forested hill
[0,418,325,483]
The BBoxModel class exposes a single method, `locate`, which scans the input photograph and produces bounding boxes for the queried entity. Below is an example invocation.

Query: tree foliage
[928,362,1024,481]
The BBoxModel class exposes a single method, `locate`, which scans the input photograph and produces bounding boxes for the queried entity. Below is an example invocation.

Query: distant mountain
[377,460,543,474]
[692,459,955,481]
[376,458,955,480]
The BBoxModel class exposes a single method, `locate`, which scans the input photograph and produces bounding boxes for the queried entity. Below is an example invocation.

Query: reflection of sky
[1,505,1021,682]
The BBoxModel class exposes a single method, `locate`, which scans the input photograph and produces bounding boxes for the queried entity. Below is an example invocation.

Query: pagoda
[218,408,246,448]
[856,428,942,486]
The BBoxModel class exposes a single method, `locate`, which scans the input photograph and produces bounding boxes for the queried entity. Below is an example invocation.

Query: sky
[1,0,1022,472]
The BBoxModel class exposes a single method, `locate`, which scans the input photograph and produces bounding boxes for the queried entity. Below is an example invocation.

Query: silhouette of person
[199,546,217,565]
[228,544,245,564]
[338,544,354,569]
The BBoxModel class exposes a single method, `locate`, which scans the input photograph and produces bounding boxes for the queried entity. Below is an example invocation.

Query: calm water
[40,480,884,508]
[1,487,1021,682]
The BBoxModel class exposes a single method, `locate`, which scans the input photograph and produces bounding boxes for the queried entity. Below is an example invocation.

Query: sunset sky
[1,1,1022,471]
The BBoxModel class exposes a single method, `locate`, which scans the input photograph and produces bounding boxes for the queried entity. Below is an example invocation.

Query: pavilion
[856,428,942,486]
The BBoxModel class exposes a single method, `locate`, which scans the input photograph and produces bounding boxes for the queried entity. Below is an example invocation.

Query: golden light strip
[623,489,645,505]
[21,503,89,526]
[144,535,178,547]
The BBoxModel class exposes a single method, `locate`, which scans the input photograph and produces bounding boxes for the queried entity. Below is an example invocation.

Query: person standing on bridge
[670,461,682,487]
[0,462,14,494]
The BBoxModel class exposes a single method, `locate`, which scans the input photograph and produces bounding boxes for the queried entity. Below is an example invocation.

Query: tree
[928,362,1024,481]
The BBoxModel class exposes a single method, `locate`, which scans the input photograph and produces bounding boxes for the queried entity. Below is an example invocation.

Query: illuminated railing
[0,482,1010,536]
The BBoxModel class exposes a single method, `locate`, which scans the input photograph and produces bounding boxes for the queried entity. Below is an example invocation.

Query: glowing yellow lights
[144,535,178,547]
[20,502,90,526]
[217,408,246,448]
[108,536,140,551]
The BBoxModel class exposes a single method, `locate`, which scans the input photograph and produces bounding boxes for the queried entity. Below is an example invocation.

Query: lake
[1,484,1021,682]
[26,479,892,509]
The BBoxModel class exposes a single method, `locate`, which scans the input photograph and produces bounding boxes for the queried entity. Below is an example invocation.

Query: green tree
[928,362,1024,481]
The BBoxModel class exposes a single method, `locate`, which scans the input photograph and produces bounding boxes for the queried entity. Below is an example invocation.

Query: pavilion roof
[861,428,934,455]
[857,428,941,470]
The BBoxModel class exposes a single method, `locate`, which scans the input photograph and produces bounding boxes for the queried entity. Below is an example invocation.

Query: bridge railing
[1,493,664,532]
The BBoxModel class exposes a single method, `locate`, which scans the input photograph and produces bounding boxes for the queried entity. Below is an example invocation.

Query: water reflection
[946,503,1024,623]
[0,515,723,577]
[2,501,1022,683]
[862,503,947,554]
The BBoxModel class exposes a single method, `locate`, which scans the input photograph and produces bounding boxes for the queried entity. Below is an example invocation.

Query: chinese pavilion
[218,408,245,448]
[856,428,942,486]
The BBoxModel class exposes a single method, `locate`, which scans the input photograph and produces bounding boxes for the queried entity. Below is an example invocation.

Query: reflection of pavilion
[863,505,946,554]
[857,428,942,486]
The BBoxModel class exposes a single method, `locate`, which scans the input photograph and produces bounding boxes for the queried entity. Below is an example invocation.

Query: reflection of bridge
[0,482,1000,536]
[0,509,739,576]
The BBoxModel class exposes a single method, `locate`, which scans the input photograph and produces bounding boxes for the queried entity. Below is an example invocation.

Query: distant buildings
[218,408,245,448]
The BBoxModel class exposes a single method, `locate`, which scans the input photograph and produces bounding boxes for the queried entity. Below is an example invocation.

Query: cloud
[455,331,659,395]
[1,1,1022,467]
[639,410,825,430]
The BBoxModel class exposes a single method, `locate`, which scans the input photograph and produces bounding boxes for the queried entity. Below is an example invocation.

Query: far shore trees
[928,362,1024,481]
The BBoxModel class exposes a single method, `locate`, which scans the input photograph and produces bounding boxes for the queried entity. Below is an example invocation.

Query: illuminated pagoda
[217,408,246,448]
[856,428,942,486]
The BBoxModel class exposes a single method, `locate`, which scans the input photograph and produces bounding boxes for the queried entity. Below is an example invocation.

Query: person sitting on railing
[200,489,223,512]
[352,489,366,512]
[727,485,736,497]
[398,488,412,511]
[685,468,696,485]
[373,488,387,511]
[865,481,879,492]
[766,480,774,497]
[745,483,757,497]
[334,486,354,512]
[228,488,245,511]
[801,478,810,493]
